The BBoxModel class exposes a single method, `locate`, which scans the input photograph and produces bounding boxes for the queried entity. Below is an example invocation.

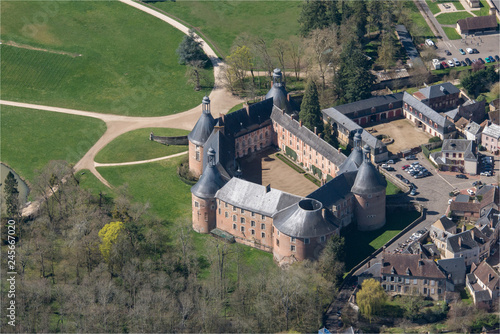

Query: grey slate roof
[322,108,384,149]
[273,198,339,238]
[264,68,299,115]
[444,108,459,121]
[403,92,455,130]
[442,139,476,161]
[215,178,302,217]
[417,82,460,100]
[332,92,404,116]
[351,147,387,195]
[271,108,347,167]
[191,149,227,199]
[482,123,500,139]
[464,121,482,136]
[447,228,488,253]
[307,171,357,208]
[338,148,363,174]
[221,98,274,138]
[202,129,235,179]
[437,257,466,282]
[395,25,424,67]
[455,194,470,203]
[188,104,216,146]
[476,208,499,228]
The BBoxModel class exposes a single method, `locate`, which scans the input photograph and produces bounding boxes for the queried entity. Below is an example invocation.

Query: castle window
[241,226,245,232]
[225,212,228,218]
[261,223,266,230]
[194,201,199,208]
[389,103,393,109]
[225,202,228,208]
[261,215,266,220]
[266,131,269,137]
[241,217,245,224]
[251,229,255,235]
[291,237,296,243]
[277,230,280,236]
[251,221,256,227]
[233,206,236,212]
[260,134,263,140]
[204,213,208,222]
[276,239,279,246]
[241,209,245,214]
[233,224,236,230]
[251,212,255,217]
[291,245,296,252]
[236,142,239,149]
[261,232,266,238]
[320,236,325,243]
[233,215,237,222]
[196,151,200,161]
[304,238,310,244]
[218,208,221,214]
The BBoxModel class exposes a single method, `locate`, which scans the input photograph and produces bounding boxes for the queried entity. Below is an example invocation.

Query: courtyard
[368,118,433,154]
[238,148,319,197]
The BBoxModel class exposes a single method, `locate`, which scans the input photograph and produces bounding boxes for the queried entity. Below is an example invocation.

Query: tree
[98,221,124,263]
[288,36,305,80]
[305,27,339,90]
[356,278,387,323]
[322,121,339,148]
[224,45,253,91]
[318,234,345,286]
[176,29,207,66]
[300,79,324,133]
[4,171,20,217]
[186,60,209,91]
[378,32,397,71]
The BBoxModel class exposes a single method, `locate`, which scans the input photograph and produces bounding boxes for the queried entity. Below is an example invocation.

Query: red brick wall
[215,199,273,251]
[192,194,216,233]
[188,141,203,177]
[273,230,337,263]
[234,125,273,158]
[354,189,386,231]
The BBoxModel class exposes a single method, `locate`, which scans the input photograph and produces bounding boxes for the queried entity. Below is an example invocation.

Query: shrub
[177,156,198,185]
[276,153,305,173]
[285,145,298,161]
[428,136,441,143]
[311,164,323,179]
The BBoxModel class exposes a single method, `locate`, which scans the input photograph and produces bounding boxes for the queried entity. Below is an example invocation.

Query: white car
[447,60,455,67]
[448,199,453,205]
[387,160,395,164]
[480,171,492,176]
[466,47,473,54]
[425,39,435,47]
[381,164,390,168]
[467,189,475,196]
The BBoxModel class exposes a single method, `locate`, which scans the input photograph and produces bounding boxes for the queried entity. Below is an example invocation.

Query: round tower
[351,145,387,231]
[191,148,226,233]
[338,129,364,174]
[188,96,216,177]
[265,68,298,115]
[273,198,338,265]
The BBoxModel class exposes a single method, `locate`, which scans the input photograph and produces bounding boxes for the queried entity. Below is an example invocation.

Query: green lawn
[405,1,435,43]
[472,0,491,16]
[436,12,473,25]
[443,26,462,40]
[0,1,212,116]
[1,105,106,182]
[343,209,421,271]
[386,180,402,195]
[95,128,189,163]
[75,169,115,204]
[425,0,465,14]
[149,1,302,57]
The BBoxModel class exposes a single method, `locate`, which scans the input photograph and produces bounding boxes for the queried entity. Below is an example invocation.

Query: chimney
[265,184,271,193]
[367,260,371,268]
[463,225,467,232]
[338,148,341,153]
[287,93,290,102]
[300,120,303,127]
[220,113,226,124]
[314,126,317,134]
[458,237,462,248]
[418,260,424,267]
[282,109,285,115]
[471,229,475,240]
[318,133,322,138]
[245,103,250,116]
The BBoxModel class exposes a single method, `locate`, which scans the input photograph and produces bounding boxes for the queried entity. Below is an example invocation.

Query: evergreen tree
[300,79,324,133]
[322,121,339,148]
[299,0,339,36]
[176,29,207,66]
[4,171,20,217]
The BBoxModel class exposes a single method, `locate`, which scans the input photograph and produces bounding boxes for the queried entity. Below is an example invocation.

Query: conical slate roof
[338,129,363,174]
[191,148,226,199]
[188,96,216,146]
[273,199,337,238]
[351,145,387,195]
[265,68,298,114]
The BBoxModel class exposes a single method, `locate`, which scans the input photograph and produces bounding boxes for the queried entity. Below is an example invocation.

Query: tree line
[1,160,346,333]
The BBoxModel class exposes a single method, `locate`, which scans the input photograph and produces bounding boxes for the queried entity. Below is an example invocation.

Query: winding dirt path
[2,0,244,191]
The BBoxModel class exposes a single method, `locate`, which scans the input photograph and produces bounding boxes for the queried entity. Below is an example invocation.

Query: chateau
[189,69,387,265]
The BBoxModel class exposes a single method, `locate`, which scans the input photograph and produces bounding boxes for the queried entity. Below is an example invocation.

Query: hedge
[311,164,323,179]
[276,153,305,174]
[304,174,321,186]
[285,145,298,161]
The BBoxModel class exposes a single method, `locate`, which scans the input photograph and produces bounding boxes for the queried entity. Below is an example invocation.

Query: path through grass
[0,1,212,116]
[1,105,106,182]
[95,128,189,163]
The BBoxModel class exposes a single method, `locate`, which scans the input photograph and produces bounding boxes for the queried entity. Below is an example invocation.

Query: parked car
[465,58,472,65]
[402,165,410,170]
[495,55,500,61]
[441,61,449,68]
[477,58,485,64]
[403,179,410,184]
[480,171,492,176]
[410,188,417,196]
[387,159,395,164]
[385,167,395,171]
[447,60,455,67]
[445,50,452,56]
[425,39,435,47]
[467,189,475,196]
[472,48,479,54]
[410,183,417,189]
[448,198,453,205]
[396,174,404,180]
[453,58,460,66]
[461,60,467,67]
[466,48,473,54]
[459,48,465,55]
[381,163,390,168]
[472,181,482,187]
[456,174,468,179]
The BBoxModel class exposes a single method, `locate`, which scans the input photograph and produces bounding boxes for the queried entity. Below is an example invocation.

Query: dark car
[404,179,410,184]
[472,181,482,187]
[456,174,468,179]
[461,60,467,67]
[396,174,404,180]
[473,48,479,54]
[465,58,472,66]
[445,50,452,56]
[478,58,485,64]
[385,167,395,171]
[495,55,500,61]
[489,56,495,62]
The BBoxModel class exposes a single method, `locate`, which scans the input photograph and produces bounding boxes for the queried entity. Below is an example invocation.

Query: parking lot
[435,32,500,65]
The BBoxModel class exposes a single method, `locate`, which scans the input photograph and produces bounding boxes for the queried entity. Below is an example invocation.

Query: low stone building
[444,228,490,267]
[464,121,483,143]
[413,82,461,112]
[456,15,497,35]
[437,257,467,286]
[431,139,478,174]
[466,261,499,308]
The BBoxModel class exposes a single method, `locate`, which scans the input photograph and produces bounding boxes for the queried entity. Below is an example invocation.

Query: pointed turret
[188,96,216,177]
[338,129,364,174]
[351,145,387,195]
[265,68,298,115]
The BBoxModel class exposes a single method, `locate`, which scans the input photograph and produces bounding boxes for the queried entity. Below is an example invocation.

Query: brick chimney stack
[314,126,317,134]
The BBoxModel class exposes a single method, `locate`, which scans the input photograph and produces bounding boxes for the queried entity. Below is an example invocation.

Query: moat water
[0,163,29,214]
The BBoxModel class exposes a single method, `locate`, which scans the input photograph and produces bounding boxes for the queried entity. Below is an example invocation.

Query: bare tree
[288,36,305,81]
[305,26,339,90]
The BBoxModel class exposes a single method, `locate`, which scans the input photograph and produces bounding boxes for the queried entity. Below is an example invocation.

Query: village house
[481,123,500,154]
[449,185,499,220]
[466,261,500,308]
[413,82,461,112]
[431,139,478,174]
[437,257,467,286]
[444,228,490,267]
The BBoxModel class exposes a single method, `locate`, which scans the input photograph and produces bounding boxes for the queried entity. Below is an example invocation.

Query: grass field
[425,0,464,14]
[405,1,435,43]
[436,12,473,25]
[75,168,115,198]
[1,105,106,182]
[386,180,402,195]
[95,128,189,163]
[343,209,421,271]
[150,1,302,57]
[443,26,462,40]
[0,1,212,116]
